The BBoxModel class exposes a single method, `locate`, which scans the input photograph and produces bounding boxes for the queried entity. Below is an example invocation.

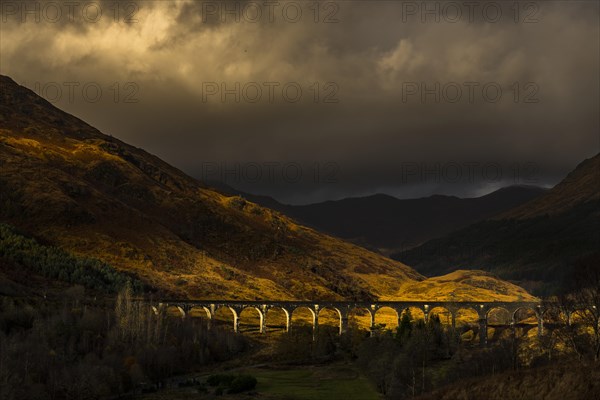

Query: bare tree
[558,253,600,361]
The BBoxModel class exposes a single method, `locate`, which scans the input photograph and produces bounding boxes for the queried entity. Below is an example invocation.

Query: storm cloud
[1,0,598,203]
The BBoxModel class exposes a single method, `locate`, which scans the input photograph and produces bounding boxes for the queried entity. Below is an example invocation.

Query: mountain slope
[499,155,599,219]
[0,75,536,302]
[216,184,546,254]
[394,154,600,294]
[0,74,418,300]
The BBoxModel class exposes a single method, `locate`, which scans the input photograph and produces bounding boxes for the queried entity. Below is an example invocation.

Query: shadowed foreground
[415,361,600,400]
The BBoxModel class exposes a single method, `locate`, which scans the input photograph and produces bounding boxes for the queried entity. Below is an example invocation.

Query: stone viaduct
[151,300,574,346]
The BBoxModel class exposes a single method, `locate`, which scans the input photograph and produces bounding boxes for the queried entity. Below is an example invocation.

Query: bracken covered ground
[0,75,535,303]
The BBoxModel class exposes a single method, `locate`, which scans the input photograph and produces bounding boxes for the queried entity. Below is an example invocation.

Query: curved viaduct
[153,300,560,346]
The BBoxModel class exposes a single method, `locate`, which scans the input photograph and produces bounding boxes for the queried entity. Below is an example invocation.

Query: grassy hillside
[393,269,534,302]
[0,74,535,301]
[0,75,425,300]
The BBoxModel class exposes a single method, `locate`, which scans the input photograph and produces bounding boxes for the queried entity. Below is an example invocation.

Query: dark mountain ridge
[214,182,546,254]
[394,153,600,295]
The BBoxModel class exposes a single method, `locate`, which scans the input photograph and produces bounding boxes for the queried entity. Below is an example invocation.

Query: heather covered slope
[0,75,422,300]
[395,153,600,294]
[0,75,535,301]
[392,269,533,302]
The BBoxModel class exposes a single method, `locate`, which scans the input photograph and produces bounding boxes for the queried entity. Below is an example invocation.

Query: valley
[0,74,598,400]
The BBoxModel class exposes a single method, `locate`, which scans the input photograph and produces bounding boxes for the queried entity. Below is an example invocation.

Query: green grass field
[245,365,381,400]
[140,363,382,400]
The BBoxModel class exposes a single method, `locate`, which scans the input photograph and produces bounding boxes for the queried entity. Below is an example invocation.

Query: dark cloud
[1,0,598,204]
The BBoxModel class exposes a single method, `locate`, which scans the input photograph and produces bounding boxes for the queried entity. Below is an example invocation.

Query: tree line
[0,223,143,293]
[0,285,247,400]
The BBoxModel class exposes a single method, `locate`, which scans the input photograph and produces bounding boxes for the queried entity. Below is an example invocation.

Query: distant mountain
[394,154,600,295]
[0,75,536,302]
[215,183,546,255]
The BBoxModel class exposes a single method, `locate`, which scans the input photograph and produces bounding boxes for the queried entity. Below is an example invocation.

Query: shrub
[207,374,235,387]
[229,375,257,393]
[207,374,257,394]
[227,196,247,210]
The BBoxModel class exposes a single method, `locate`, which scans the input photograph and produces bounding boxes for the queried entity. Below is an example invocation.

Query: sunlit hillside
[0,75,534,302]
[393,270,535,301]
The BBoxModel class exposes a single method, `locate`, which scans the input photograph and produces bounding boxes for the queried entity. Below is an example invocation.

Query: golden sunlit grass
[0,78,538,304]
[3,122,423,300]
[392,270,537,302]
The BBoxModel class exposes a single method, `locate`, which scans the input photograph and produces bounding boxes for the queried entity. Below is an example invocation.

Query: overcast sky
[1,0,598,204]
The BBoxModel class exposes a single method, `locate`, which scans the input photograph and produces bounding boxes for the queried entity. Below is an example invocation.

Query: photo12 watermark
[400,82,540,104]
[1,1,139,23]
[200,81,339,104]
[199,1,340,24]
[398,1,540,24]
[21,81,140,104]
[396,161,540,185]
[199,161,341,185]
